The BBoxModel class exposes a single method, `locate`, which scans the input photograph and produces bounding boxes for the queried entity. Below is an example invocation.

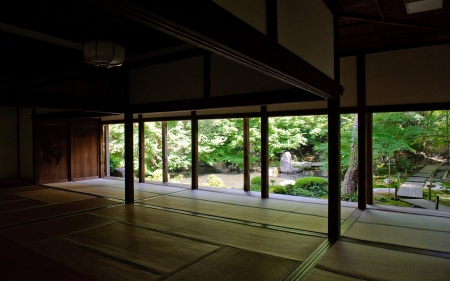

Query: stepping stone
[397,182,423,198]
[406,177,429,182]
[412,172,432,177]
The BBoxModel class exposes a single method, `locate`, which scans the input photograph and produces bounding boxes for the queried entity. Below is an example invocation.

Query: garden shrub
[270,186,287,194]
[250,176,262,191]
[292,177,328,197]
[202,174,226,188]
[149,169,168,181]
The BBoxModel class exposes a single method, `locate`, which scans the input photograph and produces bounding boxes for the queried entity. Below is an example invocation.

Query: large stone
[280,152,294,173]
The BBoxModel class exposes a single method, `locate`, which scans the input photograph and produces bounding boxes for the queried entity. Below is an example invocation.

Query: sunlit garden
[106,110,449,207]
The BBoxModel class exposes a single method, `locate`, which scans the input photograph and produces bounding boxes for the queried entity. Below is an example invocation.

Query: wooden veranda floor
[1,178,450,280]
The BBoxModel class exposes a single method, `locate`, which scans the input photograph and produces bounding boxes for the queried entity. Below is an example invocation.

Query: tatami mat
[0,236,92,281]
[355,209,450,232]
[0,193,27,202]
[28,238,161,281]
[0,198,119,228]
[90,205,325,261]
[0,199,48,212]
[343,222,450,253]
[317,241,450,281]
[165,247,298,281]
[0,213,114,245]
[17,188,93,203]
[0,185,48,195]
[303,268,365,281]
[61,186,160,200]
[64,222,219,274]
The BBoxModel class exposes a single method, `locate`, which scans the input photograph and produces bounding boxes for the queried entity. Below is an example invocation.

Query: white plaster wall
[340,56,357,107]
[19,108,34,179]
[130,57,204,104]
[0,107,18,179]
[278,0,334,78]
[211,54,293,97]
[366,44,450,106]
[212,0,267,35]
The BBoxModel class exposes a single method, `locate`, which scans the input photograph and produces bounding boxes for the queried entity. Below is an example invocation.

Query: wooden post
[191,112,198,190]
[162,121,169,182]
[124,112,134,204]
[69,122,74,182]
[105,124,110,177]
[138,115,145,183]
[328,97,341,241]
[261,106,269,198]
[357,54,367,210]
[366,113,373,204]
[99,124,104,178]
[435,196,439,210]
[243,118,250,191]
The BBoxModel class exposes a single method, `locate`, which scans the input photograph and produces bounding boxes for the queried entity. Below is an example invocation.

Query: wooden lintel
[126,48,208,69]
[102,0,341,99]
[131,89,324,114]
[32,111,119,121]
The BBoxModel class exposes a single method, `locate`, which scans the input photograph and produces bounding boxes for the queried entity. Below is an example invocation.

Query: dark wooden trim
[131,89,324,114]
[243,118,250,192]
[261,106,269,198]
[32,111,118,121]
[367,102,450,113]
[99,124,104,178]
[0,89,125,113]
[68,122,74,182]
[103,0,341,99]
[32,108,37,184]
[203,52,211,99]
[105,124,110,177]
[266,0,278,41]
[162,121,169,182]
[191,111,198,190]
[327,97,341,241]
[366,113,373,205]
[124,112,135,204]
[138,115,145,183]
[357,54,366,210]
[126,48,207,69]
[17,107,20,178]
[334,14,340,84]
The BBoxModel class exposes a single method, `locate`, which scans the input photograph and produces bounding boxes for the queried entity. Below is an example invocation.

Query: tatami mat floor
[1,178,449,280]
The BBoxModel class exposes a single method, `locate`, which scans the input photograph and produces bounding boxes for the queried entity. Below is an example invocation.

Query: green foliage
[284,177,328,198]
[148,169,167,182]
[250,176,261,185]
[341,193,358,202]
[109,154,122,172]
[201,174,226,188]
[270,185,287,194]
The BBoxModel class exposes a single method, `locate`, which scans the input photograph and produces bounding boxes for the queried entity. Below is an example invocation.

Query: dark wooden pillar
[99,124,104,178]
[261,107,269,198]
[69,122,74,182]
[138,115,145,183]
[105,125,110,177]
[328,97,341,241]
[191,112,198,189]
[366,113,374,204]
[124,112,134,204]
[162,121,169,182]
[357,54,367,210]
[243,118,250,191]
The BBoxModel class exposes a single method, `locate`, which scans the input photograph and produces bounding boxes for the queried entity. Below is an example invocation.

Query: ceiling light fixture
[405,0,443,14]
[83,40,125,68]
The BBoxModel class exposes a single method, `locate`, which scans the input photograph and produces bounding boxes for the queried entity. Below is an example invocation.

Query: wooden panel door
[36,122,70,184]
[71,122,100,181]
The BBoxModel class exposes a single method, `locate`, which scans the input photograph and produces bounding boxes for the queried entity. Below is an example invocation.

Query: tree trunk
[343,115,358,195]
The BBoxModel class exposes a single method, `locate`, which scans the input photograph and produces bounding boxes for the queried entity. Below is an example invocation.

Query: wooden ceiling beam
[93,0,341,99]
[130,89,324,114]
[340,13,449,31]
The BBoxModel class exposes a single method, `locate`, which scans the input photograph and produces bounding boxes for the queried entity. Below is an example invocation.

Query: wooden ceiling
[1,0,449,97]
[334,0,450,56]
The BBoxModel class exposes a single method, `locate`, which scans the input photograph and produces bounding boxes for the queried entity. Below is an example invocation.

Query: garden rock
[280,152,294,173]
